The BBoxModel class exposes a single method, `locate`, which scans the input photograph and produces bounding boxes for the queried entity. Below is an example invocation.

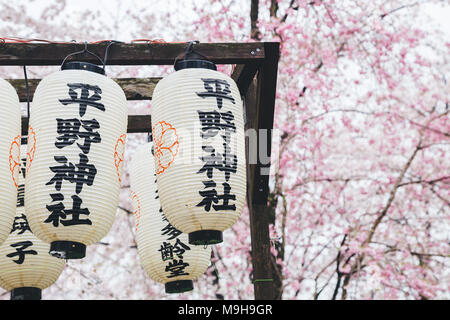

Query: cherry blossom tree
[0,0,448,300]
[179,0,450,300]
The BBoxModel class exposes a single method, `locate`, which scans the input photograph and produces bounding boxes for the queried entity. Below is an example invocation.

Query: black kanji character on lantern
[16,184,25,207]
[196,181,236,212]
[172,238,190,258]
[55,118,81,149]
[198,146,221,179]
[20,157,26,179]
[10,214,31,235]
[196,78,235,109]
[165,259,190,278]
[59,83,105,117]
[55,118,101,154]
[161,221,182,240]
[197,110,236,138]
[154,182,163,208]
[197,145,237,181]
[222,133,238,181]
[196,180,217,212]
[158,242,173,261]
[45,193,65,227]
[6,241,37,264]
[46,154,97,194]
[63,194,92,226]
[45,193,92,227]
[46,156,73,191]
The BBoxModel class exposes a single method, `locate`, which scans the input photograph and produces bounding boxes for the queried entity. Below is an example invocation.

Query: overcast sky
[22,0,450,41]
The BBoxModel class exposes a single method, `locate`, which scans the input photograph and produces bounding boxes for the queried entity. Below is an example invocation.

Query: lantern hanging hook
[173,40,200,68]
[183,40,202,59]
[102,40,123,71]
[173,40,216,71]
[184,40,199,56]
[0,38,5,51]
[60,41,105,70]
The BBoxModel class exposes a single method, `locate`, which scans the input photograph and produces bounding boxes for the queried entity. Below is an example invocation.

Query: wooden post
[245,42,280,300]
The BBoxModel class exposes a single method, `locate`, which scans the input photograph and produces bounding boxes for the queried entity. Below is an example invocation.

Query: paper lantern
[0,143,65,300]
[0,78,21,247]
[151,46,246,245]
[130,142,211,293]
[25,62,127,259]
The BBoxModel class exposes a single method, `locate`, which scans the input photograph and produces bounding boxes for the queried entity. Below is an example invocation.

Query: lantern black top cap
[61,61,106,75]
[174,41,217,71]
[60,41,116,75]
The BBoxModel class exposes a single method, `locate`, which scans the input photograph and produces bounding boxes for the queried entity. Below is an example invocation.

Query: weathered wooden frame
[0,41,280,300]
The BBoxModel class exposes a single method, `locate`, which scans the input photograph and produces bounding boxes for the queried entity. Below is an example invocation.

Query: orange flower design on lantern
[130,190,141,231]
[152,121,179,174]
[9,135,21,188]
[114,134,126,183]
[26,125,36,174]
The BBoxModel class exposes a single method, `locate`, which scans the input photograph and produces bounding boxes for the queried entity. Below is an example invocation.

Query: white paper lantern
[151,52,246,245]
[0,78,21,247]
[25,62,127,259]
[0,143,65,300]
[130,142,211,293]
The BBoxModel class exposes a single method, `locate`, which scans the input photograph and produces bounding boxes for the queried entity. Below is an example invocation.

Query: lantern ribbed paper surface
[130,143,211,293]
[0,146,65,300]
[151,67,246,244]
[25,65,127,259]
[0,78,21,246]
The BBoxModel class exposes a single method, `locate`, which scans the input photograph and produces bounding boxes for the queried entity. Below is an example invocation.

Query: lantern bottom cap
[165,280,194,294]
[11,287,41,300]
[188,230,223,245]
[50,240,86,259]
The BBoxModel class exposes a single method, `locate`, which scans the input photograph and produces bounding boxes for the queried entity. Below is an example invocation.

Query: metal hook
[102,40,123,70]
[173,40,202,69]
[60,41,105,70]
[0,38,6,52]
[184,40,199,55]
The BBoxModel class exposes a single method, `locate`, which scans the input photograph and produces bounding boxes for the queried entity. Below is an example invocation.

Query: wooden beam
[0,42,265,66]
[11,62,259,103]
[22,115,152,136]
[246,80,276,301]
[126,115,152,133]
[8,77,161,102]
[246,42,280,300]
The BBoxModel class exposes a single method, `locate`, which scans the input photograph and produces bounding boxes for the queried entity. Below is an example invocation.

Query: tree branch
[250,0,261,40]
[380,2,419,19]
[331,234,347,300]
